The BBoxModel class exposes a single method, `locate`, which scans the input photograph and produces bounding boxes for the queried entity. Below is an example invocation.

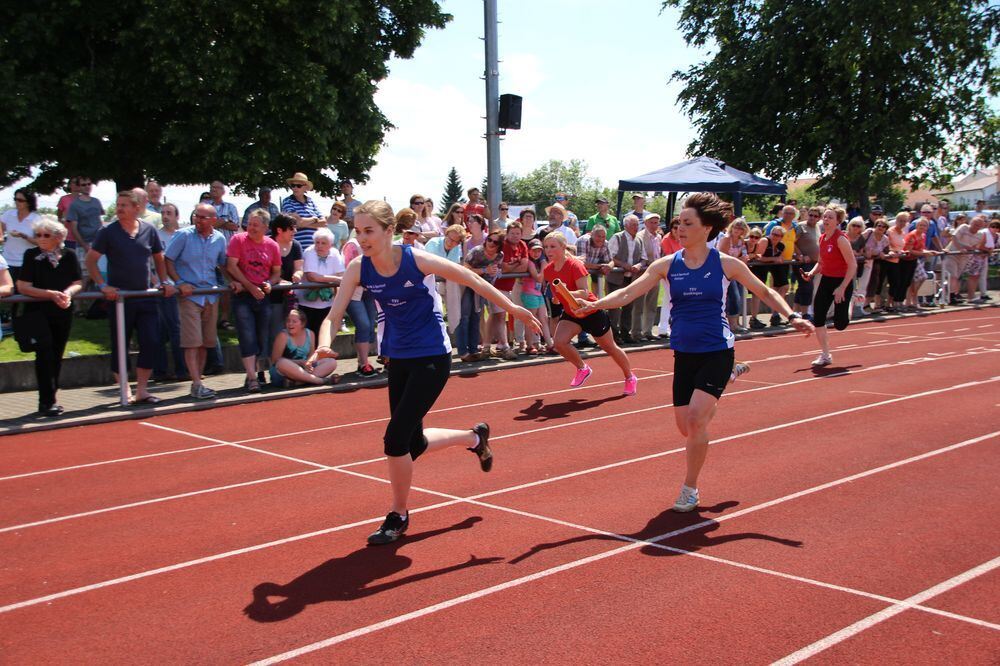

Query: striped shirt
[281,195,323,249]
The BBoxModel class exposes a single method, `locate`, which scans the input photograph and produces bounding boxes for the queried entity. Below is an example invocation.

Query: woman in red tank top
[801,207,857,367]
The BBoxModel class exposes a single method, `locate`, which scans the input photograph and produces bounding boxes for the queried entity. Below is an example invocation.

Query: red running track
[0,310,998,663]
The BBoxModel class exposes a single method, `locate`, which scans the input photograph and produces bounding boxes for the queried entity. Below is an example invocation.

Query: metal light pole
[484,0,501,226]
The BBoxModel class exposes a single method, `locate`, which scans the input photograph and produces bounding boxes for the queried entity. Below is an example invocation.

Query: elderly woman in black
[15,218,83,416]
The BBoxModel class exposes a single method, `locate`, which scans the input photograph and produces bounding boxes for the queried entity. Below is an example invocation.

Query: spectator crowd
[1,176,998,417]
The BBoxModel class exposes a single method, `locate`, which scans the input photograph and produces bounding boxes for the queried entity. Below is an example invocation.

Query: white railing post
[115,299,129,406]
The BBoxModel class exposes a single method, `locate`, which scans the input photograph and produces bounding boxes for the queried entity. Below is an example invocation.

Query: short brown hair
[330,201,347,215]
[505,220,523,231]
[394,207,418,233]
[682,192,730,241]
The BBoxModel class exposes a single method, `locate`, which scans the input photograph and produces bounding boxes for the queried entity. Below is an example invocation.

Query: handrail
[2,248,994,406]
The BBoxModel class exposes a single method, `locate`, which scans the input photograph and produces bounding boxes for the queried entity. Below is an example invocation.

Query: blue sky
[2,0,702,215]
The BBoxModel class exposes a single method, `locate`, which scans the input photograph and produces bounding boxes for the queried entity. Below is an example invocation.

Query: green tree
[508,159,602,219]
[0,1,450,194]
[439,167,465,214]
[663,0,999,214]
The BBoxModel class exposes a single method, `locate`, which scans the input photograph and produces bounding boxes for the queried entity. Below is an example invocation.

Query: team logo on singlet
[403,280,415,288]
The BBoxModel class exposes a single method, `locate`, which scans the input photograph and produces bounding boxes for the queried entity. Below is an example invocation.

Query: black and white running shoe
[367,511,409,545]
[468,422,493,472]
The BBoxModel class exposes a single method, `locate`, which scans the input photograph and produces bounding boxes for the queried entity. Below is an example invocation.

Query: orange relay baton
[551,279,588,318]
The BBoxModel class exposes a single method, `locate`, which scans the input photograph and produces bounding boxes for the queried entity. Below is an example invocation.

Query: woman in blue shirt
[312,201,541,545]
[579,193,814,513]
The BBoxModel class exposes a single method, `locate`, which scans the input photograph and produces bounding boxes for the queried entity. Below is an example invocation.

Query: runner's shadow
[515,395,626,422]
[509,502,801,564]
[243,516,501,623]
[794,363,862,375]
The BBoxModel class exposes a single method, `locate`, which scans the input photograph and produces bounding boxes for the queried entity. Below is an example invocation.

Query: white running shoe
[672,485,699,512]
[729,361,750,384]
[811,353,833,367]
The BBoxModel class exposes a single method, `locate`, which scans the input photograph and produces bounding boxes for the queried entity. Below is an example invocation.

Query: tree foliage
[504,159,603,218]
[439,166,465,214]
[0,1,450,194]
[663,0,999,213]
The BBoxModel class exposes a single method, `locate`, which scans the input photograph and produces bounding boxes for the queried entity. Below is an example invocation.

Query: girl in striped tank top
[311,201,542,545]
[577,193,814,512]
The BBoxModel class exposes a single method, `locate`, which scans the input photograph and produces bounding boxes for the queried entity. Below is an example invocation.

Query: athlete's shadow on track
[509,502,801,564]
[243,516,501,622]
[795,363,862,376]
[515,395,627,422]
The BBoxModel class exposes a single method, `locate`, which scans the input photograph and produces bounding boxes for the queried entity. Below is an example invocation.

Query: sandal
[131,395,162,405]
[245,378,261,393]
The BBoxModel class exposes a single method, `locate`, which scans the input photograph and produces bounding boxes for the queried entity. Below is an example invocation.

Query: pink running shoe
[570,364,593,387]
[623,373,638,396]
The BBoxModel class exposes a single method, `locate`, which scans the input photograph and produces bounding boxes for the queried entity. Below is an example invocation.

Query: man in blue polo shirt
[86,190,176,404]
[165,203,229,399]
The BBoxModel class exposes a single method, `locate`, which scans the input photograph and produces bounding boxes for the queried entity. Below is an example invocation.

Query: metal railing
[1,248,995,405]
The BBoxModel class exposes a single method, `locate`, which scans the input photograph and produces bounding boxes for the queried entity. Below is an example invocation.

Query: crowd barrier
[0,249,994,406]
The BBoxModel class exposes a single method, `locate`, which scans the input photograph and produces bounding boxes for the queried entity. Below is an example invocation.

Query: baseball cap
[871,204,884,213]
[527,239,543,249]
[631,193,645,200]
[594,197,609,205]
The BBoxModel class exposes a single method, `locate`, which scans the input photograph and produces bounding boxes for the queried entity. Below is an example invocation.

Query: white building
[931,167,999,209]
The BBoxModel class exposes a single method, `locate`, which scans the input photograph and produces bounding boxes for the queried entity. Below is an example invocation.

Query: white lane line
[0,470,324,534]
[0,443,227,482]
[772,555,1000,665]
[3,377,994,615]
[978,324,993,328]
[736,378,780,386]
[485,365,998,445]
[850,390,904,398]
[334,449,1000,633]
[9,348,996,536]
[853,315,1000,330]
[227,327,990,445]
[228,372,676,444]
[927,332,945,336]
[632,367,669,374]
[4,330,974,485]
[954,327,971,332]
[249,431,1000,665]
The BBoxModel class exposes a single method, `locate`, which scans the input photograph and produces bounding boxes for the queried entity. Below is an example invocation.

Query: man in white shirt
[606,214,646,343]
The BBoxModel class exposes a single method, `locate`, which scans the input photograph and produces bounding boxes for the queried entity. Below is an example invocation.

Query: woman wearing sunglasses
[14,218,83,416]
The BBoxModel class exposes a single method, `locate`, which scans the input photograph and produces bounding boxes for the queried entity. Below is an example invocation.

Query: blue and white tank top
[360,245,452,359]
[667,248,734,353]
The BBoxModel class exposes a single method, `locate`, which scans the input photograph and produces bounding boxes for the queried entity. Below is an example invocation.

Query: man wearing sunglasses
[282,172,325,250]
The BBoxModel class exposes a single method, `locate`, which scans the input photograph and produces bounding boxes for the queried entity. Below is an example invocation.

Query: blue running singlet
[667,248,735,353]
[360,245,452,359]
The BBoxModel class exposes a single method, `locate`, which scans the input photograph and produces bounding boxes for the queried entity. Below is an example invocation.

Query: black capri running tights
[382,353,452,459]
[812,275,853,330]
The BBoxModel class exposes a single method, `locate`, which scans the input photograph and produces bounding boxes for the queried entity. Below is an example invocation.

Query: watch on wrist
[787,312,803,321]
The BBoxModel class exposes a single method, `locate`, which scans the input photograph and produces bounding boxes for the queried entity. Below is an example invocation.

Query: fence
[1,249,994,405]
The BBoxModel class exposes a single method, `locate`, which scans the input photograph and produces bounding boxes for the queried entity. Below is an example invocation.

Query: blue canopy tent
[616,156,787,220]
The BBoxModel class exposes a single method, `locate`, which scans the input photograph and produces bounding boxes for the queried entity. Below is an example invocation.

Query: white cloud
[500,52,545,96]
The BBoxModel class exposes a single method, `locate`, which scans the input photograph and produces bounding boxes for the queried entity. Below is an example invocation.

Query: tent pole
[615,190,624,219]
[734,192,743,217]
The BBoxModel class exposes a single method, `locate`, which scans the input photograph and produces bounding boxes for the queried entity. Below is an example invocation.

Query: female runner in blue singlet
[578,193,814,512]
[312,201,542,545]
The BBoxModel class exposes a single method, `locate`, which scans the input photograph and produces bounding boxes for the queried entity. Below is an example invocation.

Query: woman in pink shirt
[227,210,282,392]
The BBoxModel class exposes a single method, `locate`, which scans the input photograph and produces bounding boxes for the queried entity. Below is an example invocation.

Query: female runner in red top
[542,232,636,394]
[801,207,857,366]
